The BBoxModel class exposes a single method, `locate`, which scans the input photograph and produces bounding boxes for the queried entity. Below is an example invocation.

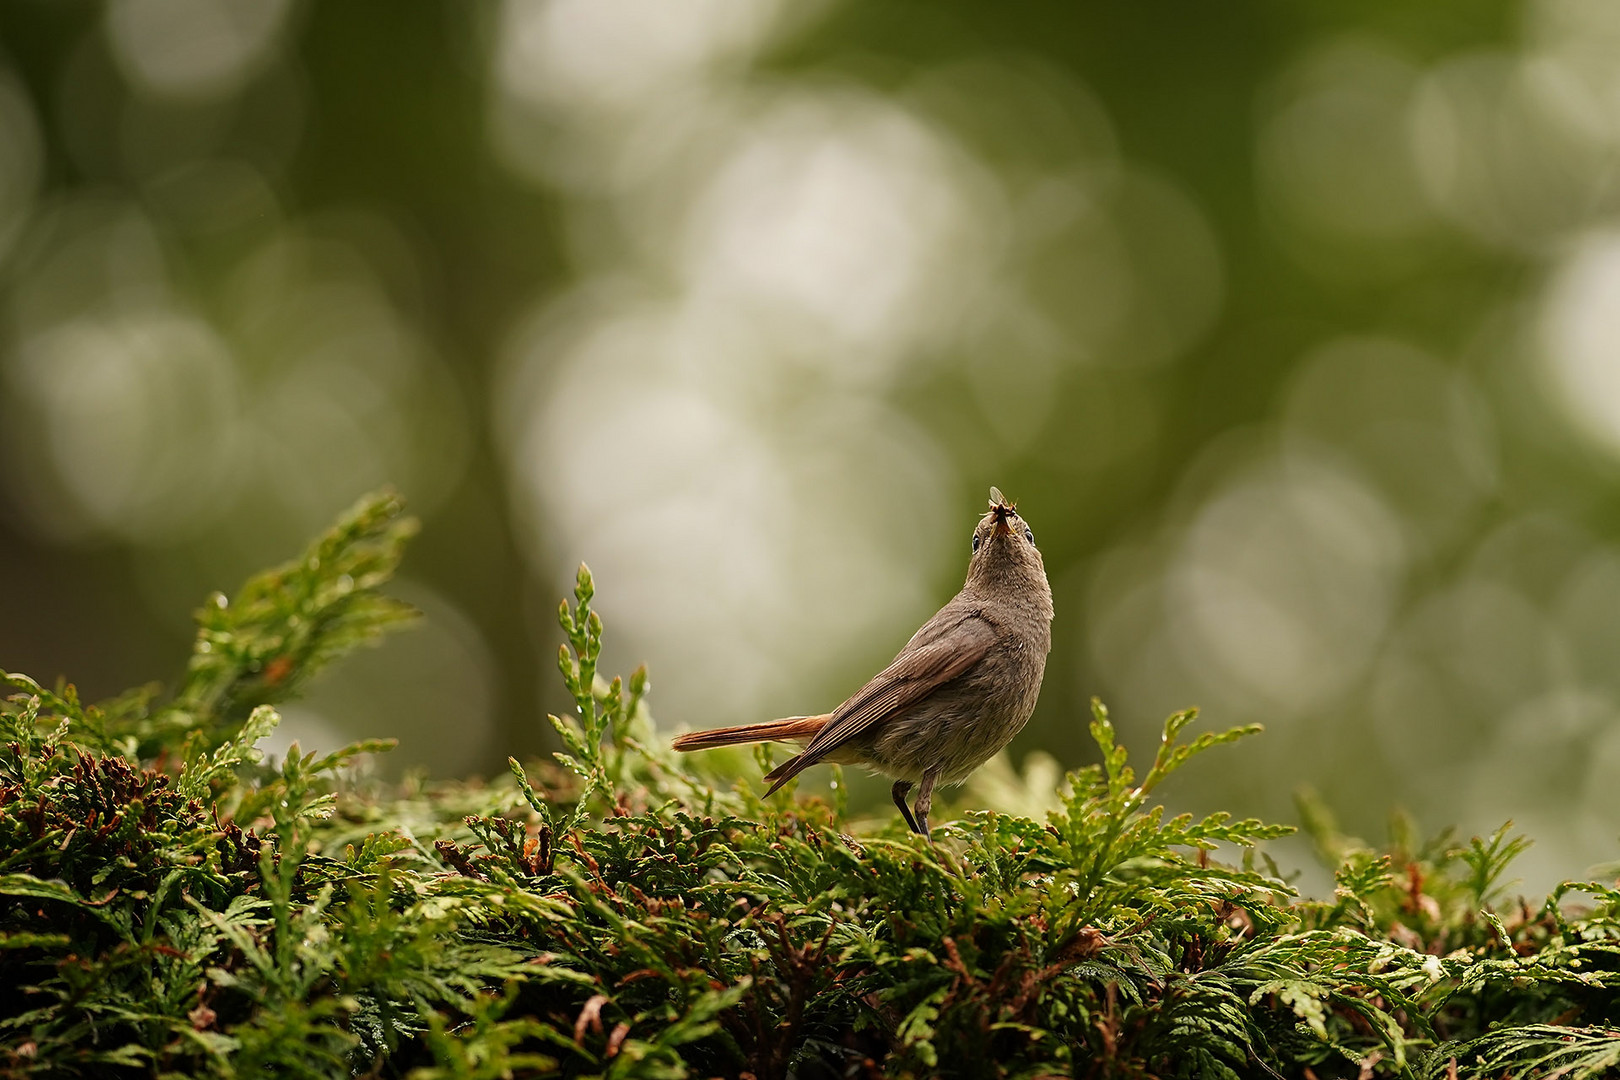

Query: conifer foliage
[3,492,1619,1078]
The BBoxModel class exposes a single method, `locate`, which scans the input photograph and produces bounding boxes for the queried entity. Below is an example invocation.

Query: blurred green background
[4,0,1620,890]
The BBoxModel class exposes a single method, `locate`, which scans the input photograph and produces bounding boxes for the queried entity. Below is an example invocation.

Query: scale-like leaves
[5,493,1620,1078]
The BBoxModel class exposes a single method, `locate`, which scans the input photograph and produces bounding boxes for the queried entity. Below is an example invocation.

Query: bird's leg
[891,780,920,833]
[912,765,943,842]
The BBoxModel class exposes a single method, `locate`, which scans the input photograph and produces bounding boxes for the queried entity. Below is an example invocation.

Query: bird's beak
[993,515,1013,537]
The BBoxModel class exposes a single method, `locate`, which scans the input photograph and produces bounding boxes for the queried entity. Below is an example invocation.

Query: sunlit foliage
[4,494,1620,1078]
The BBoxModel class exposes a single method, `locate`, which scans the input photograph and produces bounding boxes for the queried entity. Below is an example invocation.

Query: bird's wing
[795,608,995,765]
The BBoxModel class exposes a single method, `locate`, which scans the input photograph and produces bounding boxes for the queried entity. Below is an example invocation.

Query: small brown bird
[672,487,1053,837]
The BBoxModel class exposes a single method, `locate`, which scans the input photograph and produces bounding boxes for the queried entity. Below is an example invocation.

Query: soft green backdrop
[3,0,1618,890]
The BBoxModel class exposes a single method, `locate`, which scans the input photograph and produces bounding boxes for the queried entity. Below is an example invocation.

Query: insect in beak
[987,486,1019,536]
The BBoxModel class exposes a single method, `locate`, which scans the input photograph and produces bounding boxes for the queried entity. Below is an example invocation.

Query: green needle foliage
[4,492,1620,1078]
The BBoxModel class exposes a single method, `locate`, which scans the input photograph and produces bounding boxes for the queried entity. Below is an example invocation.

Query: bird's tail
[670,714,829,753]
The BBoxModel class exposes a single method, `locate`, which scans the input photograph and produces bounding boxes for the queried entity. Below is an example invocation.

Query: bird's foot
[891,780,921,834]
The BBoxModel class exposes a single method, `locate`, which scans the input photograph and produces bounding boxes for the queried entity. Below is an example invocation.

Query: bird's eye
[1024,525,1034,544]
[972,533,982,553]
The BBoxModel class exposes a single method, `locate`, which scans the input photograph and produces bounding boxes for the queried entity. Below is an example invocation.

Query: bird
[672,486,1053,838]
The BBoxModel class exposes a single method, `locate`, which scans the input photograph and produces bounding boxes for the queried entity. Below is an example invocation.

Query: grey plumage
[672,487,1054,837]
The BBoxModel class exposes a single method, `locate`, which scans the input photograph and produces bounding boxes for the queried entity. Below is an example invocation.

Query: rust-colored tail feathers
[672,714,829,797]
[670,714,828,753]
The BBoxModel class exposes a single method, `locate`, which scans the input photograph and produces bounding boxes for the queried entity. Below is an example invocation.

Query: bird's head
[967,486,1045,586]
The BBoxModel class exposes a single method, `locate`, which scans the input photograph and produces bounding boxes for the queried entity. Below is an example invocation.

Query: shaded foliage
[3,492,1619,1078]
